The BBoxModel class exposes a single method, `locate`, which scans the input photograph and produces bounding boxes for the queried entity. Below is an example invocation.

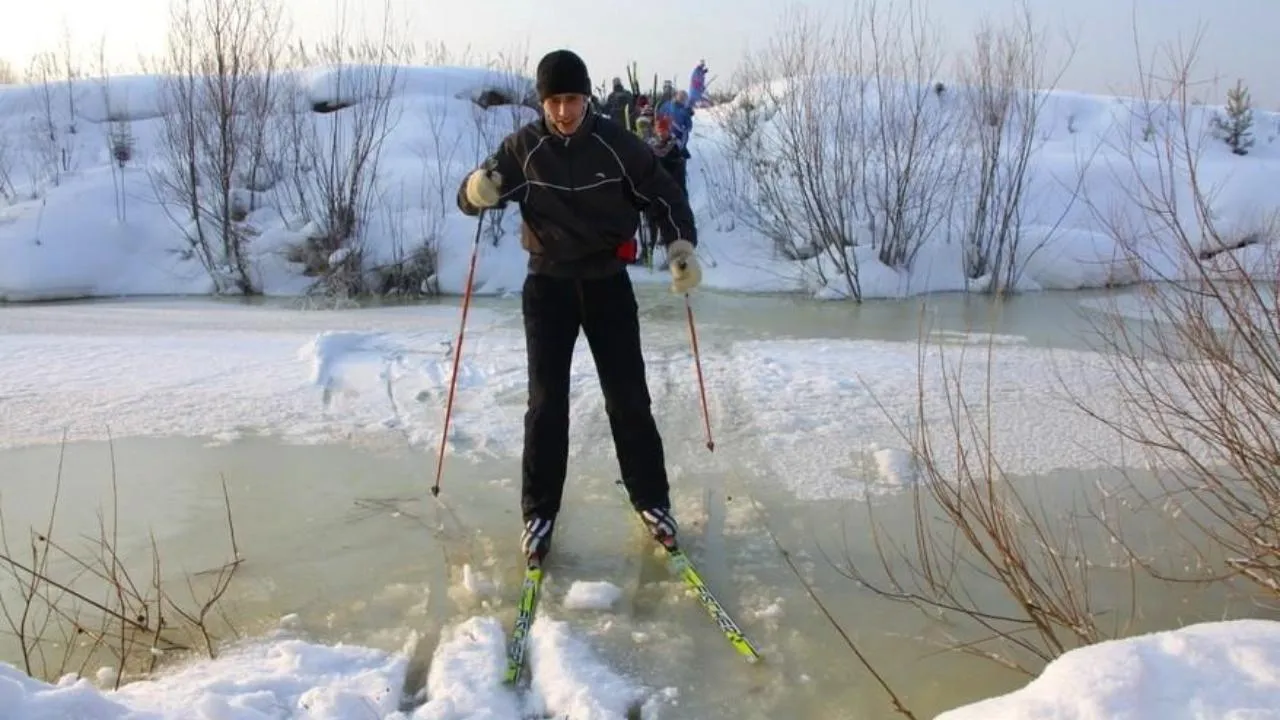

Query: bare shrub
[0,131,14,202]
[21,52,72,193]
[704,0,974,300]
[955,5,1075,295]
[239,0,289,209]
[1074,28,1280,599]
[832,26,1277,702]
[833,328,1141,679]
[375,195,439,297]
[0,438,242,686]
[706,7,873,299]
[95,39,132,222]
[857,1,964,270]
[152,0,287,294]
[273,8,403,299]
[58,24,81,137]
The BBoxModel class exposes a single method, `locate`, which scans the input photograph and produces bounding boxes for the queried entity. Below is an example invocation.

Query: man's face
[542,93,587,136]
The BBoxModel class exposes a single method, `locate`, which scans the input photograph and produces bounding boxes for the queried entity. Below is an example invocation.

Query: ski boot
[638,506,678,550]
[520,516,554,565]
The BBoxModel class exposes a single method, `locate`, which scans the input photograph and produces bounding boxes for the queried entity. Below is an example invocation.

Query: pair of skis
[502,509,761,687]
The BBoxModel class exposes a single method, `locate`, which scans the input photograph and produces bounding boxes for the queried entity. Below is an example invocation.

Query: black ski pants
[520,269,670,522]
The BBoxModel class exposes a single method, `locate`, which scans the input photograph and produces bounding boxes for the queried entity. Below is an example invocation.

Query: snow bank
[0,634,407,719]
[0,611,653,719]
[0,64,536,301]
[5,612,1274,720]
[938,619,1280,719]
[302,64,534,108]
[693,75,1280,298]
[2,63,1278,302]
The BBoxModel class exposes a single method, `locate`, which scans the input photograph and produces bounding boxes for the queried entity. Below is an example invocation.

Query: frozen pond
[0,285,1261,718]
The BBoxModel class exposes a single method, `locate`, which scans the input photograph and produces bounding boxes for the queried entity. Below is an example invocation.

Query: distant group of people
[595,61,709,264]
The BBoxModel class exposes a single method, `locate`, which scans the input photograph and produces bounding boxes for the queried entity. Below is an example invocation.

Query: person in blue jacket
[658,90,694,148]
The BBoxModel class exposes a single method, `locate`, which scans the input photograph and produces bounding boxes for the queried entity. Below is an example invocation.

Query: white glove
[465,169,502,209]
[667,239,701,294]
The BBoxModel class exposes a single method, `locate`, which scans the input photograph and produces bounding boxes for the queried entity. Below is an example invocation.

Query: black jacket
[457,111,697,278]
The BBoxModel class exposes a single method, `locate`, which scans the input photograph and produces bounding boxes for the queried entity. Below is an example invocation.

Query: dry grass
[0,433,243,688]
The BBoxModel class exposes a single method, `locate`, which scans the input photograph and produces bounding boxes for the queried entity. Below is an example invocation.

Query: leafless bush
[706,7,872,299]
[404,50,471,278]
[373,188,438,297]
[705,0,1078,300]
[857,1,964,270]
[152,0,286,294]
[0,59,17,85]
[0,132,14,202]
[1073,28,1280,599]
[704,0,974,300]
[239,0,289,208]
[21,52,72,193]
[0,438,242,686]
[57,25,81,137]
[95,40,132,222]
[274,7,403,299]
[830,27,1276,700]
[955,5,1074,294]
[833,328,1141,679]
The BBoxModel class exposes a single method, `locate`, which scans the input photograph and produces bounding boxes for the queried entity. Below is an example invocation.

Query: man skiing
[456,49,702,564]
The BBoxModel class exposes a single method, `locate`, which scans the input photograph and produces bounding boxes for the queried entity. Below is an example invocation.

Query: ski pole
[681,286,715,452]
[431,211,485,497]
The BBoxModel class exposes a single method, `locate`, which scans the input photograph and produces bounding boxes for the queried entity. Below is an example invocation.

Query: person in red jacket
[457,49,702,563]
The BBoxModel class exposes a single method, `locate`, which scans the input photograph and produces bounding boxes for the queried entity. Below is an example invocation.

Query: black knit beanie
[536,50,591,100]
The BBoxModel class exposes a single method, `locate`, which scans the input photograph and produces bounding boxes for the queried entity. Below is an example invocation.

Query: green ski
[616,481,762,662]
[504,562,544,685]
[660,542,762,663]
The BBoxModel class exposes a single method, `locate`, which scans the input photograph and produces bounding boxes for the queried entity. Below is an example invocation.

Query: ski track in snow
[0,302,1139,500]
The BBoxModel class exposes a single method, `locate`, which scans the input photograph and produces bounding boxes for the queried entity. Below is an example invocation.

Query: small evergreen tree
[1212,79,1255,156]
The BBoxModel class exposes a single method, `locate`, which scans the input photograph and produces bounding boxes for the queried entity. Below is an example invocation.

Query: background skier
[603,77,635,130]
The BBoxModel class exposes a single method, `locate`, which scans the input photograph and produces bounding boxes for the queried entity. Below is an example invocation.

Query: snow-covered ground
[0,611,655,719]
[1,64,1277,302]
[4,63,1280,719]
[936,620,1280,720]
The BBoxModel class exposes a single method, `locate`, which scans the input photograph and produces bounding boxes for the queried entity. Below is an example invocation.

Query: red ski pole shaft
[683,291,715,452]
[432,213,485,496]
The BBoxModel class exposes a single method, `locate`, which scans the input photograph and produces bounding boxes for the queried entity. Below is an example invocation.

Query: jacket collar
[540,109,597,146]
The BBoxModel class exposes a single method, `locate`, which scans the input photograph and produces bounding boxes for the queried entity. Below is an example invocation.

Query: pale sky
[2,0,1277,105]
